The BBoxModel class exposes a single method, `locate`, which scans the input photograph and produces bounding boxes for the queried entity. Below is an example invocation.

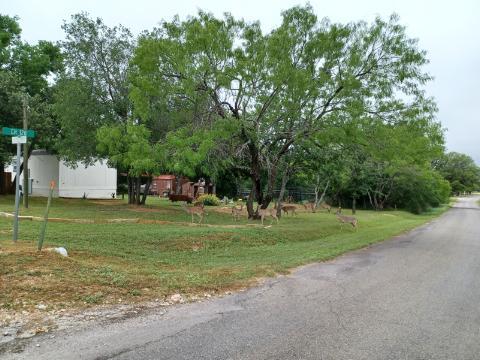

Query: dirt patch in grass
[90,200,124,206]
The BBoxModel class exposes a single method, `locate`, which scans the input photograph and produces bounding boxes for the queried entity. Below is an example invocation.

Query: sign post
[2,127,36,242]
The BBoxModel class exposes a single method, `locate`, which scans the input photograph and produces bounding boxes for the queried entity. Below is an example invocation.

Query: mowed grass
[0,196,448,312]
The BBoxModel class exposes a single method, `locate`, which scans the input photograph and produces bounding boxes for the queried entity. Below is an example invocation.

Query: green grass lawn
[0,196,449,312]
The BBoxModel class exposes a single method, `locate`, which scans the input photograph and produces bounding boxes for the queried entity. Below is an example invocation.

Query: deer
[257,205,279,225]
[335,207,357,229]
[280,204,298,216]
[231,203,244,221]
[303,202,316,213]
[181,203,206,224]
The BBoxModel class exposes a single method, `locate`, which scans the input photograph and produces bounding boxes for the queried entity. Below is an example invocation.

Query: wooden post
[38,181,55,251]
[22,96,29,208]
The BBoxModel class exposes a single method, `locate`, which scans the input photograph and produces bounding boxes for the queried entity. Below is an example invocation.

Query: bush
[196,194,221,206]
[391,167,450,214]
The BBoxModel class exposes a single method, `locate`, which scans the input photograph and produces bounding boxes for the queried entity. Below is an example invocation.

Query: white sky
[3,0,480,163]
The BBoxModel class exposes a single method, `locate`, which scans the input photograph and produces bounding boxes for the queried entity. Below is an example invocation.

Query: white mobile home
[10,150,117,199]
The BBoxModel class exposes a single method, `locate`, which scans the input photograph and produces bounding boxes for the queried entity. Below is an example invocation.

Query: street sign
[2,126,36,242]
[12,136,27,144]
[2,127,36,138]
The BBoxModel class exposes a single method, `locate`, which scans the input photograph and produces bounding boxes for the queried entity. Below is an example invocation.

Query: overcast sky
[3,0,479,163]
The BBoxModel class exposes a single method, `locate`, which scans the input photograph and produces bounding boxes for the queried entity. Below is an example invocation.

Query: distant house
[7,150,117,199]
[150,174,216,198]
[150,175,188,196]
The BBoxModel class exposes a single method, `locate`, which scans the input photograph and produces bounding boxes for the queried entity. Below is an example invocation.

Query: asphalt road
[3,195,480,360]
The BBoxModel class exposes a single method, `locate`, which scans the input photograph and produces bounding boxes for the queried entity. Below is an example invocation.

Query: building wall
[59,160,117,199]
[9,151,117,199]
[24,154,60,197]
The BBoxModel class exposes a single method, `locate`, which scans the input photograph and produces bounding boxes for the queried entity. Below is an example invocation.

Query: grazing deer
[231,204,244,221]
[181,203,206,224]
[335,207,357,229]
[303,202,316,213]
[258,205,279,225]
[281,204,298,216]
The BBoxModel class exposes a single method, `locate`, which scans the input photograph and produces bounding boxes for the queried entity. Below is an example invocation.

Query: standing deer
[181,203,206,224]
[258,205,279,225]
[303,202,316,213]
[231,204,244,222]
[335,207,357,229]
[281,204,298,216]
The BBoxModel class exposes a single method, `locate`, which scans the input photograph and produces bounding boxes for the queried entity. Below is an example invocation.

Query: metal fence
[238,188,317,202]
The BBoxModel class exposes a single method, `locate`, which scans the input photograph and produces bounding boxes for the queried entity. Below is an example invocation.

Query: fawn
[335,207,357,229]
[281,204,298,216]
[257,205,279,225]
[181,203,206,224]
[231,204,244,221]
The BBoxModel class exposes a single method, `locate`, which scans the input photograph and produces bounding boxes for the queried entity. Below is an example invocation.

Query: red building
[150,175,215,198]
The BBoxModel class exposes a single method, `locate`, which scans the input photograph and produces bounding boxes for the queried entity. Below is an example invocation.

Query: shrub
[196,194,220,206]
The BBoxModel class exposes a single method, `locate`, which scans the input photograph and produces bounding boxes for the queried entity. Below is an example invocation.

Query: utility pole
[22,96,29,208]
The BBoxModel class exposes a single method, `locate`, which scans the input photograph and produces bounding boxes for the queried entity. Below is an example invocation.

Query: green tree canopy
[131,7,438,216]
[436,152,480,193]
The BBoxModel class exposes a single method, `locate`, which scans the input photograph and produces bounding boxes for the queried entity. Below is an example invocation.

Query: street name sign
[2,127,36,138]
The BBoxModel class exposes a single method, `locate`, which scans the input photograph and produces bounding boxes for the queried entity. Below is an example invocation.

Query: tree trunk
[367,190,374,209]
[247,159,263,218]
[352,197,356,215]
[276,168,290,218]
[175,175,182,195]
[135,177,141,205]
[314,180,330,209]
[262,162,278,210]
[140,176,151,205]
[127,176,133,204]
[314,175,320,205]
[246,136,263,218]
[246,188,256,219]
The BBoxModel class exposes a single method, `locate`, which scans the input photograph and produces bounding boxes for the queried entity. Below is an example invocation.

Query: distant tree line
[1,8,479,214]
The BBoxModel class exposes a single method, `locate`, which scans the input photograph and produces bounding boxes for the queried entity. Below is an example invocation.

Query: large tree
[54,12,134,164]
[131,6,436,218]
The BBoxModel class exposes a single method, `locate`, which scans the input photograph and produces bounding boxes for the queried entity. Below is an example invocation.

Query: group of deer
[182,199,357,229]
[232,203,295,225]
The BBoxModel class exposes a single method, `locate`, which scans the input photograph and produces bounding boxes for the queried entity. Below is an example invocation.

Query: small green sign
[2,127,36,138]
